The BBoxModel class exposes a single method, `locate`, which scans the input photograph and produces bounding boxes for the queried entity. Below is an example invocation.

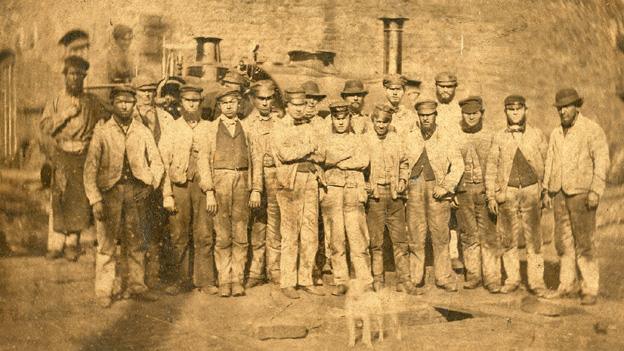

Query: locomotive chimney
[379,16,408,75]
[194,36,222,64]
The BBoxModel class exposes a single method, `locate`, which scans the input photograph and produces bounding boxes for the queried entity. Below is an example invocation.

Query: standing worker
[106,24,135,84]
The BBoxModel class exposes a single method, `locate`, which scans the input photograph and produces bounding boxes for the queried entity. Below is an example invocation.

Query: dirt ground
[1,171,624,350]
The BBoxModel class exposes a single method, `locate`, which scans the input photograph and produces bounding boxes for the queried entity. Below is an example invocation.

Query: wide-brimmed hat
[341,80,368,95]
[554,88,583,108]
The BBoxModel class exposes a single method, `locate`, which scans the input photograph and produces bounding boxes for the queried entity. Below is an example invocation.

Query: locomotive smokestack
[194,36,222,64]
[379,16,408,75]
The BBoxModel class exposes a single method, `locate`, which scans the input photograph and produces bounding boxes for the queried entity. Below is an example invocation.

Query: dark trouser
[95,180,150,298]
[553,191,599,296]
[168,178,215,288]
[51,151,92,234]
[144,190,168,288]
[367,184,410,284]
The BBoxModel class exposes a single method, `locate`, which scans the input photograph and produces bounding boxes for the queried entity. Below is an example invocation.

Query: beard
[349,101,362,112]
[436,91,454,104]
[182,108,201,121]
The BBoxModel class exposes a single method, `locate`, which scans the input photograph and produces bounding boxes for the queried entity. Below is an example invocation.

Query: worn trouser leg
[190,179,215,288]
[498,189,521,287]
[277,172,319,288]
[479,195,501,288]
[325,186,348,284]
[320,193,332,270]
[367,185,409,284]
[249,194,267,281]
[47,200,66,252]
[214,170,250,286]
[406,178,428,285]
[343,187,372,284]
[95,217,116,298]
[518,185,545,290]
[555,192,599,296]
[168,184,193,285]
[456,184,485,283]
[263,168,281,281]
[144,191,166,288]
[426,185,454,286]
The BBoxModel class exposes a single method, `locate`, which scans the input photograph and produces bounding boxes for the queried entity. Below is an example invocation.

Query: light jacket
[84,116,164,205]
[364,131,410,199]
[321,132,369,198]
[456,127,493,191]
[485,123,547,203]
[543,113,610,197]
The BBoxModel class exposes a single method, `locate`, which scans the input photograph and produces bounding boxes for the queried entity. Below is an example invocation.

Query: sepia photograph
[1,0,624,349]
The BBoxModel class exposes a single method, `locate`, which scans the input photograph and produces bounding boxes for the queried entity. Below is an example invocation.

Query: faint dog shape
[344,279,402,347]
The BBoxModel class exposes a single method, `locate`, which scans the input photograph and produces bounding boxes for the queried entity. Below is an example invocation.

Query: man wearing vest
[383,74,418,135]
[320,101,373,296]
[246,80,281,288]
[84,85,164,308]
[159,84,216,296]
[405,100,464,292]
[365,104,415,294]
[272,87,326,299]
[455,96,498,291]
[39,56,109,261]
[543,88,610,305]
[197,87,262,298]
[485,95,551,297]
[133,75,174,290]
[340,80,371,134]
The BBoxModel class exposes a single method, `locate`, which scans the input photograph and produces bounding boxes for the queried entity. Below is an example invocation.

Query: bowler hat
[341,80,368,95]
[302,81,327,98]
[554,88,583,108]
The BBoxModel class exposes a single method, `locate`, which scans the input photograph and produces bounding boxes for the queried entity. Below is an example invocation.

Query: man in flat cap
[84,85,164,308]
[365,104,414,293]
[383,74,418,135]
[132,75,175,290]
[319,101,372,296]
[197,87,262,298]
[403,75,422,111]
[218,70,253,118]
[302,81,329,127]
[159,84,217,296]
[106,24,135,84]
[485,95,551,297]
[341,80,370,134]
[543,88,610,305]
[39,56,109,261]
[404,100,464,292]
[454,96,498,291]
[58,29,90,59]
[272,87,326,299]
[434,72,462,132]
[245,80,282,288]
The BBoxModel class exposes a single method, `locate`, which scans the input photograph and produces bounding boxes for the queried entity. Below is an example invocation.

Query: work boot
[500,284,519,294]
[438,283,458,293]
[219,284,232,297]
[198,285,219,295]
[332,284,348,296]
[281,287,300,299]
[131,290,160,302]
[231,283,245,297]
[581,294,597,306]
[373,281,384,292]
[96,296,112,308]
[245,277,264,289]
[463,280,481,290]
[486,283,502,294]
[45,250,63,260]
[64,246,79,262]
[300,285,325,296]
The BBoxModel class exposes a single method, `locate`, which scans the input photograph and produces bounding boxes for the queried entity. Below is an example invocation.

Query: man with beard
[543,88,610,305]
[383,74,417,135]
[132,75,174,290]
[106,24,135,84]
[246,80,282,288]
[485,95,551,297]
[404,100,464,292]
[84,85,163,308]
[340,80,370,134]
[434,72,462,132]
[159,84,217,296]
[455,96,498,291]
[197,87,262,298]
[272,87,326,299]
[39,56,108,261]
[365,104,414,294]
[320,101,372,296]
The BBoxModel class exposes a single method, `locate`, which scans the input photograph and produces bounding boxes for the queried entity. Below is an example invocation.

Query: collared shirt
[543,113,610,197]
[84,117,164,205]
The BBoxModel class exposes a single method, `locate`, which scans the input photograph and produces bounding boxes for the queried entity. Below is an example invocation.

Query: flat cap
[250,80,276,96]
[383,74,406,88]
[302,81,327,98]
[435,72,458,86]
[285,87,307,103]
[554,88,583,108]
[58,29,89,48]
[215,87,240,101]
[112,24,133,40]
[415,100,438,115]
[341,80,368,95]
[459,95,483,113]
[134,74,158,91]
[328,101,349,114]
[373,103,397,116]
[504,95,526,107]
[110,85,136,100]
[221,71,246,86]
[63,55,90,73]
[180,84,204,99]
[403,74,422,87]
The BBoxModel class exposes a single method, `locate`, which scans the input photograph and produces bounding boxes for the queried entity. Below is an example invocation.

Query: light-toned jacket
[321,132,369,192]
[456,127,493,191]
[543,113,610,197]
[485,123,547,203]
[404,126,465,193]
[84,117,164,205]
[364,131,410,199]
[392,104,418,135]
[196,115,263,194]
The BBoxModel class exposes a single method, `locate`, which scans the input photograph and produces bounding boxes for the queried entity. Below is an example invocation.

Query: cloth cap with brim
[250,80,276,96]
[403,74,422,87]
[58,29,89,48]
[415,100,438,115]
[134,75,158,91]
[341,80,368,95]
[180,85,204,100]
[216,87,241,101]
[110,85,136,101]
[554,88,583,108]
[373,103,397,119]
[302,81,327,98]
[504,95,526,107]
[285,87,307,103]
[459,95,483,113]
[329,101,349,114]
[221,71,246,86]
[383,74,406,88]
[63,55,90,73]
[435,72,458,86]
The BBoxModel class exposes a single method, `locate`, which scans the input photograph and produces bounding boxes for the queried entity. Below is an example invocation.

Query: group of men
[39,28,610,309]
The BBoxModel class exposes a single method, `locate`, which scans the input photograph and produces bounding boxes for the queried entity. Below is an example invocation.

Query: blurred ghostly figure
[106,24,135,84]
